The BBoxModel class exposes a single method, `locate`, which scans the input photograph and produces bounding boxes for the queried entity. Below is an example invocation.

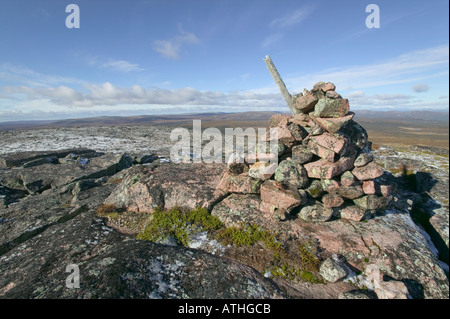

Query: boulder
[105,163,226,213]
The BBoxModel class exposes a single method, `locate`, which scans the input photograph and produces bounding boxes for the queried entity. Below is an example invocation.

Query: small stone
[354,153,373,167]
[325,91,342,99]
[362,180,376,195]
[322,193,344,208]
[291,145,314,164]
[304,150,356,180]
[378,183,396,197]
[227,153,248,175]
[307,138,337,162]
[353,195,388,210]
[306,179,324,199]
[319,258,347,282]
[292,92,319,113]
[308,132,347,155]
[340,171,358,187]
[248,162,277,181]
[340,205,367,221]
[313,112,354,133]
[269,114,292,127]
[352,162,384,180]
[216,171,262,194]
[321,82,336,92]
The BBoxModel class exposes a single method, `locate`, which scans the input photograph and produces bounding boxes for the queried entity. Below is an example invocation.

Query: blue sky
[0,0,448,122]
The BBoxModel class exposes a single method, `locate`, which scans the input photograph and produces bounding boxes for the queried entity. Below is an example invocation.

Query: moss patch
[137,207,223,246]
[136,206,324,284]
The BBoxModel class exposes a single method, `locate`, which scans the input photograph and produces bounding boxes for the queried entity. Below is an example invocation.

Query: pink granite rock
[293,91,319,113]
[313,112,355,133]
[216,171,262,195]
[308,132,347,155]
[321,82,336,92]
[352,162,384,180]
[340,171,358,187]
[260,180,302,213]
[322,194,345,208]
[308,138,337,162]
[304,150,356,180]
[340,205,367,221]
[363,180,376,195]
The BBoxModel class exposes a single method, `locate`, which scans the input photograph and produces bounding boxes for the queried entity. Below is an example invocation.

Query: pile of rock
[217,82,394,222]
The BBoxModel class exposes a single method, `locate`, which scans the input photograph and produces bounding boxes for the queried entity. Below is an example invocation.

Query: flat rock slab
[105,163,226,213]
[0,148,96,168]
[0,207,283,299]
[0,153,134,194]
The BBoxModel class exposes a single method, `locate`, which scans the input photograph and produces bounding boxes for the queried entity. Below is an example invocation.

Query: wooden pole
[263,55,296,115]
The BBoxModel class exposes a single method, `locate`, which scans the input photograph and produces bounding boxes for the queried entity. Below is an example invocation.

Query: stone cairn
[215,57,394,223]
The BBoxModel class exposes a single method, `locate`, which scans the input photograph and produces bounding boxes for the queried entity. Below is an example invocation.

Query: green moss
[216,223,280,250]
[137,207,223,247]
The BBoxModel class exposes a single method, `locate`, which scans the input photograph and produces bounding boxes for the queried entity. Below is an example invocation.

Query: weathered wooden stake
[263,55,296,115]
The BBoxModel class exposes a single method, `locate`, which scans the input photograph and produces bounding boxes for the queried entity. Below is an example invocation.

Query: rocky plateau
[0,82,448,300]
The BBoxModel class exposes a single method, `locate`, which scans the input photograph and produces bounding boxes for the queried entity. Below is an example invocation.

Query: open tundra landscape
[0,82,448,299]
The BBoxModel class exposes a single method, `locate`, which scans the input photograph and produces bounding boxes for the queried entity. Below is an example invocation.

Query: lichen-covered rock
[274,160,309,188]
[353,195,388,210]
[298,203,334,222]
[319,258,347,283]
[291,145,314,164]
[248,162,277,181]
[314,98,350,118]
[0,207,284,299]
[106,163,227,213]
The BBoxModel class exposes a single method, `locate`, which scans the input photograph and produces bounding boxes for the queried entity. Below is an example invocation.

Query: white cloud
[100,60,144,73]
[269,5,315,29]
[412,83,430,93]
[0,63,85,87]
[262,5,315,49]
[282,44,449,92]
[153,25,200,60]
[1,82,282,109]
